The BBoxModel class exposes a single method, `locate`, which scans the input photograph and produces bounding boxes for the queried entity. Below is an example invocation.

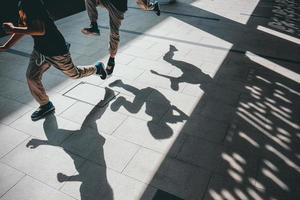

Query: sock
[108,57,115,66]
[91,22,98,28]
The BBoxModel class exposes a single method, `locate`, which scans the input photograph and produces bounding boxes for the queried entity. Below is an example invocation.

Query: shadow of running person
[151,44,214,92]
[109,80,188,139]
[26,89,114,200]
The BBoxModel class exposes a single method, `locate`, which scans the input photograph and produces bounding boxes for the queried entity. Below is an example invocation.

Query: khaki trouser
[136,0,156,11]
[26,50,97,105]
[85,0,155,56]
[85,0,124,57]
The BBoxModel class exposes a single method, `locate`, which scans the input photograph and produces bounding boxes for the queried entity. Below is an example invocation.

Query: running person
[0,0,107,121]
[81,0,160,77]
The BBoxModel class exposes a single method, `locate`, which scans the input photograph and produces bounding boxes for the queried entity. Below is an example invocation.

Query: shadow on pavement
[26,96,114,200]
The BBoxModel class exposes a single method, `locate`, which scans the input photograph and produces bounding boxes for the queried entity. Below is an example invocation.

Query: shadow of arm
[26,138,50,149]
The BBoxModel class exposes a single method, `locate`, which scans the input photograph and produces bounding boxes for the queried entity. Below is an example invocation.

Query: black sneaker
[153,1,160,16]
[65,42,71,50]
[106,57,115,77]
[95,61,107,80]
[31,101,55,121]
[81,24,100,36]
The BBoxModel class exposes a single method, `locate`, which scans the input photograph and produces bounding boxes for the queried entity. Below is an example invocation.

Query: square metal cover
[63,82,119,107]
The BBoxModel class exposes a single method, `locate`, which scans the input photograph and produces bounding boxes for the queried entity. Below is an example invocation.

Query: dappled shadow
[1,0,300,199]
[248,0,300,38]
[26,97,114,200]
[167,0,300,68]
[140,0,300,199]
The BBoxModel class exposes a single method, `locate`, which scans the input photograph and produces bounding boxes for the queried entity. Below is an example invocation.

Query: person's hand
[2,22,15,34]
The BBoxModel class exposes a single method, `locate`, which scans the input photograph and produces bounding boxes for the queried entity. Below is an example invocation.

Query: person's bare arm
[3,20,45,36]
[0,33,24,52]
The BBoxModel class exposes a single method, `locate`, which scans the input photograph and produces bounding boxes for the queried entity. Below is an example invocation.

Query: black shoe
[65,42,71,50]
[153,1,160,16]
[31,101,55,121]
[95,61,107,80]
[106,57,115,77]
[81,24,100,36]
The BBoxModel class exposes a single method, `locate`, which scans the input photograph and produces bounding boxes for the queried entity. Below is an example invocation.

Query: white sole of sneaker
[81,30,100,36]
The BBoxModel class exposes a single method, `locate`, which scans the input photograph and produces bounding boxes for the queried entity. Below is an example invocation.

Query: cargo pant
[85,0,155,57]
[26,50,97,105]
[136,0,156,11]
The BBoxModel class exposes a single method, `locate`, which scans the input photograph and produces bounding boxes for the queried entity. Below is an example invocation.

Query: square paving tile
[0,124,29,158]
[1,137,84,189]
[60,101,128,135]
[60,160,154,200]
[113,117,185,156]
[63,82,119,107]
[0,175,75,200]
[124,148,211,199]
[0,162,25,197]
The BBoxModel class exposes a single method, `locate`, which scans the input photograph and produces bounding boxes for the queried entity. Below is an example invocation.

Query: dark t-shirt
[110,0,128,12]
[18,0,68,56]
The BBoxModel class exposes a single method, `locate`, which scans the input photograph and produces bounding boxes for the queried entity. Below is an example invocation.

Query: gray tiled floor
[0,0,299,199]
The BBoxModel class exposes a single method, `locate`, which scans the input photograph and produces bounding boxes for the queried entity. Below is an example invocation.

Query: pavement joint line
[174,155,217,174]
[56,114,142,156]
[117,150,206,193]
[0,96,35,126]
[25,173,78,200]
[240,13,273,19]
[4,110,130,173]
[181,132,227,149]
[56,98,78,117]
[131,68,148,81]
[7,49,31,58]
[5,27,300,65]
[128,6,220,21]
[173,134,187,159]
[0,1,298,199]
[98,25,300,64]
[116,32,300,65]
[6,105,35,127]
[0,134,30,160]
[199,170,214,200]
[62,81,85,96]
[56,159,88,192]
[0,166,26,199]
[62,147,141,176]
[220,120,235,144]
[56,114,114,136]
[0,74,29,86]
[0,160,26,176]
[0,91,27,105]
[120,146,142,174]
[109,113,129,136]
[110,126,194,161]
[62,81,120,107]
